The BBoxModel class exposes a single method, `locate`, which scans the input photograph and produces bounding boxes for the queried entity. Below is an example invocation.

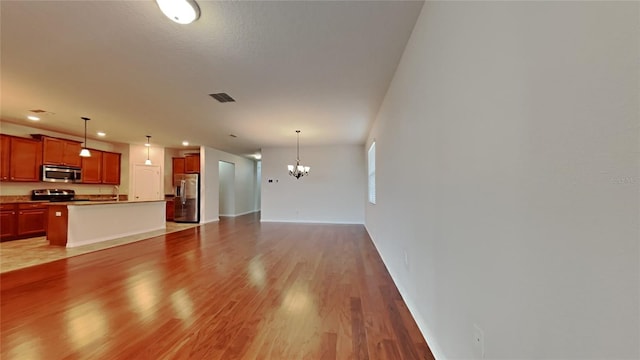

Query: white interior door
[133,164,162,201]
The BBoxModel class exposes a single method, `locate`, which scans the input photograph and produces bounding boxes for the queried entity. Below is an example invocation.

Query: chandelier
[287,130,310,179]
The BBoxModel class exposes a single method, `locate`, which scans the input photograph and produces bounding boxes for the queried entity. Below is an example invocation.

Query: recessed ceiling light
[97,132,106,137]
[182,141,189,146]
[27,115,40,121]
[253,154,262,160]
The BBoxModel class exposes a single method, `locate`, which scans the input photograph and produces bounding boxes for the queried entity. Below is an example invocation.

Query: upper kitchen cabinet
[38,136,82,167]
[101,151,121,185]
[173,157,185,175]
[172,157,185,185]
[1,135,10,181]
[81,149,103,184]
[9,136,42,181]
[185,153,200,173]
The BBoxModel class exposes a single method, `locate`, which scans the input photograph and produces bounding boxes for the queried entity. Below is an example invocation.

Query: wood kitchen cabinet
[101,151,121,184]
[0,202,47,241]
[81,149,103,183]
[0,204,17,241]
[1,134,10,181]
[1,135,42,182]
[17,203,47,237]
[82,149,120,184]
[166,198,174,221]
[172,157,185,185]
[9,137,42,182]
[39,136,82,167]
[185,153,200,173]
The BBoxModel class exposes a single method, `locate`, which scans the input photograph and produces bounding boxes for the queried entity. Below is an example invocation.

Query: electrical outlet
[473,324,485,358]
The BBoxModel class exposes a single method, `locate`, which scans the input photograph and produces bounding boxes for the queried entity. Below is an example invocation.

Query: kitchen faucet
[112,185,120,201]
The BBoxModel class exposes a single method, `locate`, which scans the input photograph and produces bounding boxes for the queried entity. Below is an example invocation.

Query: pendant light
[287,130,310,179]
[79,117,91,157]
[145,135,152,165]
[156,0,200,25]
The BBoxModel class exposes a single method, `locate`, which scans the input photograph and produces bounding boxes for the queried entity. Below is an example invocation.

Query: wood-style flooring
[0,222,199,273]
[0,213,433,359]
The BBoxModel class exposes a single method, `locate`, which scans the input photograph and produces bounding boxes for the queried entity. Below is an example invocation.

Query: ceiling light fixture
[27,115,40,121]
[287,130,310,179]
[145,136,152,165]
[182,141,189,146]
[156,0,200,25]
[79,117,91,157]
[97,131,106,137]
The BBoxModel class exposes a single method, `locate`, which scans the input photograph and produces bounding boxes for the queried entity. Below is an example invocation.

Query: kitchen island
[46,200,166,247]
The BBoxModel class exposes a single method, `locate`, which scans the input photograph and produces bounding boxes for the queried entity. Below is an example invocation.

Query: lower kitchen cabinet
[166,198,174,221]
[17,203,47,237]
[0,204,17,241]
[1,203,47,241]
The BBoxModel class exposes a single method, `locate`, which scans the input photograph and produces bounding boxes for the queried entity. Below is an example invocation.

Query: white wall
[218,161,235,216]
[0,121,130,195]
[366,2,639,359]
[200,146,219,223]
[261,145,364,224]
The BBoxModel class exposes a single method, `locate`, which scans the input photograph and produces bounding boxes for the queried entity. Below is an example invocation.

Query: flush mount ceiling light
[97,131,106,137]
[145,136,152,165]
[156,0,200,25]
[182,141,189,146]
[27,115,40,121]
[287,130,310,179]
[79,117,91,157]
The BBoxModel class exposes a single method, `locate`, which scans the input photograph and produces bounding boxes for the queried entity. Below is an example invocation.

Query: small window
[368,142,376,204]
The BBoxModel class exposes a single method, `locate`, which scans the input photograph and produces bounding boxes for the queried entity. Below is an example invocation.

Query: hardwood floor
[0,213,433,359]
[0,222,199,273]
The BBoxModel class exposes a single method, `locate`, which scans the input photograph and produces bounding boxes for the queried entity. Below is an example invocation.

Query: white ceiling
[1,0,423,157]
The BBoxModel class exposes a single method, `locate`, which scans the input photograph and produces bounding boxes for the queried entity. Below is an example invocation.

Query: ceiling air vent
[209,93,236,103]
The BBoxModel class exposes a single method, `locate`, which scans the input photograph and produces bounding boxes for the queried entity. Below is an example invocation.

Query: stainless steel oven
[41,165,82,183]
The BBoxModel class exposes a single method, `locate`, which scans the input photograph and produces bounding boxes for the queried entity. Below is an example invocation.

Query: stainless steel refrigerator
[174,173,199,223]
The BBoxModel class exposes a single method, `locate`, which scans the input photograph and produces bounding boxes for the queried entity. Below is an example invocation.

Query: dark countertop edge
[0,200,50,204]
[43,200,166,206]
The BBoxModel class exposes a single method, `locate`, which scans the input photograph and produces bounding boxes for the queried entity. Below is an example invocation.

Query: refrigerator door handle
[180,179,187,204]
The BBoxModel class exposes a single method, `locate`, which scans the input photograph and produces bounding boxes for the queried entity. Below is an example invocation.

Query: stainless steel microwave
[41,165,82,183]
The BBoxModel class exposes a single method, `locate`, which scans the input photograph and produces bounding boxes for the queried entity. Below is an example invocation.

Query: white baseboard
[219,210,260,217]
[364,226,446,360]
[199,218,219,224]
[260,218,364,225]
